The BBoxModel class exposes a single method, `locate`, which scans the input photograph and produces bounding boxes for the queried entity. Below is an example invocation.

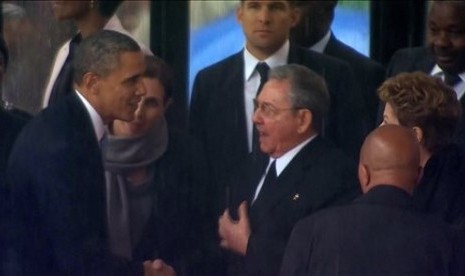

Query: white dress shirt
[430,65,465,100]
[75,90,106,142]
[253,134,317,202]
[309,31,332,53]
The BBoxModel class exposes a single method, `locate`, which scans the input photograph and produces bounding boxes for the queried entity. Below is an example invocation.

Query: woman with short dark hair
[379,71,465,227]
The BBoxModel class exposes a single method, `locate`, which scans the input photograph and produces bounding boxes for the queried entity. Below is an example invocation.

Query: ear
[290,6,302,27]
[412,126,424,144]
[296,109,312,134]
[164,98,174,111]
[82,72,100,95]
[358,163,370,193]
[236,4,244,25]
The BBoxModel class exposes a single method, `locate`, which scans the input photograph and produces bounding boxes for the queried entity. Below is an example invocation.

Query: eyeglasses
[253,99,302,118]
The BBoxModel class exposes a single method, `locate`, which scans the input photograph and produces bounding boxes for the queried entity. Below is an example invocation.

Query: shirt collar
[310,30,331,53]
[270,134,317,176]
[75,90,106,141]
[243,40,290,81]
[430,64,465,82]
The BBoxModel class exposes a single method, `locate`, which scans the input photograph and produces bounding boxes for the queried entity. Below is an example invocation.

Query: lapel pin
[292,193,300,201]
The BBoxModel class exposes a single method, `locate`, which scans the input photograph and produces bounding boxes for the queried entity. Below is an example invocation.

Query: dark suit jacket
[324,34,386,129]
[413,144,465,228]
[386,47,435,77]
[281,185,465,276]
[190,44,366,214]
[226,136,360,276]
[8,93,140,275]
[0,109,26,273]
[0,109,26,184]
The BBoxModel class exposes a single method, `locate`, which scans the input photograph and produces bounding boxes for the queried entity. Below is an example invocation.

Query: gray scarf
[103,117,168,259]
[104,117,169,172]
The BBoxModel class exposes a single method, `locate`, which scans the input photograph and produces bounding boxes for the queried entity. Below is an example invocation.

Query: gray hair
[73,30,141,85]
[268,64,330,132]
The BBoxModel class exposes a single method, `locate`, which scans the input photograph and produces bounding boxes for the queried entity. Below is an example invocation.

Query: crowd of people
[1,0,465,275]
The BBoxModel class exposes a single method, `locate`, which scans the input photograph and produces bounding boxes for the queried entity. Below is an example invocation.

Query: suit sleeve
[8,133,143,275]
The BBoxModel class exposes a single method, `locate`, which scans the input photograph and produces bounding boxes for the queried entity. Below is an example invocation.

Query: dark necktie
[256,62,270,96]
[49,34,82,106]
[252,62,270,153]
[255,160,277,204]
[444,72,461,87]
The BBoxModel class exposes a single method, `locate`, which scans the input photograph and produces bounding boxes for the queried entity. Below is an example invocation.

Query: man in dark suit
[8,30,173,275]
[190,0,366,211]
[218,64,359,276]
[386,1,465,146]
[290,0,385,129]
[281,125,465,276]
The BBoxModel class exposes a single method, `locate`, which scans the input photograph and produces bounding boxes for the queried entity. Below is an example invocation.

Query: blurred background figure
[0,32,27,276]
[2,2,43,118]
[104,55,209,275]
[43,0,152,108]
[291,0,385,130]
[116,0,151,47]
[379,72,465,227]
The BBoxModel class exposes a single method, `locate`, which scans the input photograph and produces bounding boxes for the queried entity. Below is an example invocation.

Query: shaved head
[359,125,420,194]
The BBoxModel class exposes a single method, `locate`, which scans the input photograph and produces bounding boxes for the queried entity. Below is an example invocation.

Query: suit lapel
[225,52,250,157]
[322,33,339,55]
[250,137,323,220]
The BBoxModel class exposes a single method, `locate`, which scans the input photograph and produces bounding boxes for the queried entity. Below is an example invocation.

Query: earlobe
[290,7,302,27]
[236,6,243,24]
[82,72,100,95]
[412,126,423,144]
[297,109,312,134]
[358,164,370,193]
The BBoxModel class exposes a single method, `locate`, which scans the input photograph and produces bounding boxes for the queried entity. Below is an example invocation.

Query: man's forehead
[429,2,465,20]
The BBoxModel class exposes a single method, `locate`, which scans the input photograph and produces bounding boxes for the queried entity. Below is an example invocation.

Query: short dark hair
[240,0,297,6]
[143,55,174,101]
[378,71,461,153]
[269,64,330,133]
[97,0,124,17]
[73,30,141,85]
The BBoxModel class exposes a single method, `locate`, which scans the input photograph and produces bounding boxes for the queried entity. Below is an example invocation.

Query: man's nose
[257,7,271,24]
[434,31,452,48]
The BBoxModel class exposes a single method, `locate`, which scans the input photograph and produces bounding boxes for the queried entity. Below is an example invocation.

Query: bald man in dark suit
[281,125,465,276]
